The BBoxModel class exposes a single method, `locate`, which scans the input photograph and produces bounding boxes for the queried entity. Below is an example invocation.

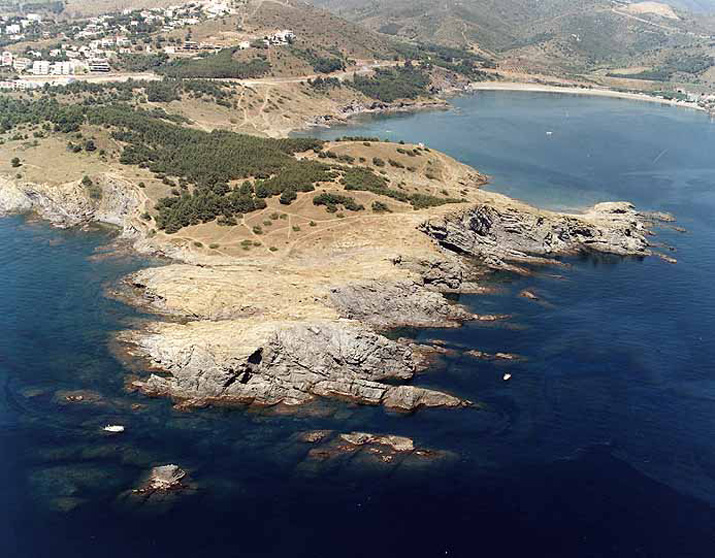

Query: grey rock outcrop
[391,253,473,291]
[129,320,468,412]
[420,201,651,268]
[328,280,473,328]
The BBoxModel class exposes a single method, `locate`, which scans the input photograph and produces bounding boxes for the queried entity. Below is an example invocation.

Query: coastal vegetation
[291,47,346,74]
[313,192,364,212]
[341,166,463,209]
[349,64,431,102]
[608,54,715,82]
[157,48,271,79]
[0,85,464,234]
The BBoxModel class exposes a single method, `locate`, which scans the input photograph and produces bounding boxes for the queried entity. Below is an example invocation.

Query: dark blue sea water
[3,92,715,557]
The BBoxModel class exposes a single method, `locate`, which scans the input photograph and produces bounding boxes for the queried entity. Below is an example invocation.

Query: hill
[311,0,715,85]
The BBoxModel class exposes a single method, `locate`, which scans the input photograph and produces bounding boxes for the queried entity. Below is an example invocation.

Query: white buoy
[503,373,512,382]
[103,425,125,433]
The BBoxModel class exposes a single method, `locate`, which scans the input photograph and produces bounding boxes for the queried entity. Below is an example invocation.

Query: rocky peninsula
[0,134,666,415]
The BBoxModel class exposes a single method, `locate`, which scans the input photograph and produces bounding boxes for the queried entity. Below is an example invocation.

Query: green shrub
[313,192,364,213]
[372,201,392,213]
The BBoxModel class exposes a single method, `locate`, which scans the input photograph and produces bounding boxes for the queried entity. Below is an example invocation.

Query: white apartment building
[31,60,50,75]
[50,61,72,75]
[89,59,111,72]
[13,57,31,72]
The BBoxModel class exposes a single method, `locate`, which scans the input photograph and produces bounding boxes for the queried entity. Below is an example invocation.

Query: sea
[2,91,715,557]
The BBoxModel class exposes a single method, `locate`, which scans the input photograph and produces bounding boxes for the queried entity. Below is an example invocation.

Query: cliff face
[0,174,145,237]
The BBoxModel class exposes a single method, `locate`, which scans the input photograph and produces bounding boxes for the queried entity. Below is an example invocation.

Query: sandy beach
[469,81,708,113]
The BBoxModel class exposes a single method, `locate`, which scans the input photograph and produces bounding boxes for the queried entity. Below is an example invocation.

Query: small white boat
[103,425,125,433]
[502,373,512,382]
[546,131,554,136]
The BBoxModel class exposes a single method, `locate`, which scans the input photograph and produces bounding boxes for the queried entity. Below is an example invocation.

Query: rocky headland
[0,140,670,415]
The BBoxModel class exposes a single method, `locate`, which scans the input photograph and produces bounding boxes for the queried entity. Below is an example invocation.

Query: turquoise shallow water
[3,92,715,557]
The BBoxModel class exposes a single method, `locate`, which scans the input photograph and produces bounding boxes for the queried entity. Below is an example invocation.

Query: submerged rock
[136,465,186,493]
[298,430,333,444]
[519,289,539,301]
[466,350,523,362]
[340,432,415,452]
[297,430,455,472]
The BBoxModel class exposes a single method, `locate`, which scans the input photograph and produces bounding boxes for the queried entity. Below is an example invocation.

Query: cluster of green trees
[307,77,342,90]
[158,48,271,79]
[144,78,234,105]
[118,53,169,72]
[0,96,85,133]
[45,77,234,107]
[180,79,233,104]
[82,104,335,232]
[393,43,495,79]
[341,166,462,209]
[610,53,714,82]
[145,80,181,102]
[292,48,346,74]
[349,65,431,102]
[154,188,269,233]
[313,192,364,213]
[88,106,322,184]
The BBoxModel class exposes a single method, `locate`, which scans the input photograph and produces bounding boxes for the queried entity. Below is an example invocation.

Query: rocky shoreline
[308,98,451,129]
[0,144,674,415]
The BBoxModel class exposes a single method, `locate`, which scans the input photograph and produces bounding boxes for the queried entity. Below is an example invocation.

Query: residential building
[13,57,31,72]
[31,60,50,75]
[89,59,111,72]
